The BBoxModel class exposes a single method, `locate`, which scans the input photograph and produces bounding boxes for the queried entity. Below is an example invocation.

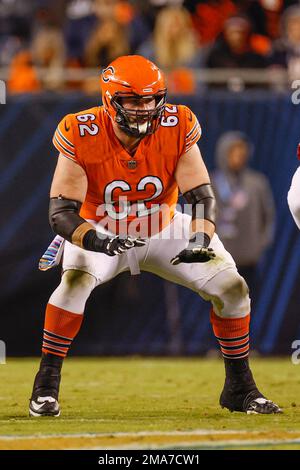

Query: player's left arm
[171,143,217,265]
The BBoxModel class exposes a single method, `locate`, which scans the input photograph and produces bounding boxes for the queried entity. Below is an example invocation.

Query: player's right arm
[50,154,88,202]
[49,153,96,248]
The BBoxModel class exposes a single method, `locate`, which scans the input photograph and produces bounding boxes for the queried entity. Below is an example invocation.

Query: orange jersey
[52,104,202,236]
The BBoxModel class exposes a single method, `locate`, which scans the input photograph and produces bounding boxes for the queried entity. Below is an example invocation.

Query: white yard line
[0,429,300,441]
[0,430,250,440]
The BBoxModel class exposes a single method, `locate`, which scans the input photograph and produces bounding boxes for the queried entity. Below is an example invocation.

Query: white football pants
[49,212,250,319]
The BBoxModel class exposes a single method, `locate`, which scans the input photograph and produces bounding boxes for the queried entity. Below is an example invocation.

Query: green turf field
[0,357,299,449]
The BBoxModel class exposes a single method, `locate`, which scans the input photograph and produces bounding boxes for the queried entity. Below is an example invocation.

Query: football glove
[170,233,216,265]
[105,235,147,256]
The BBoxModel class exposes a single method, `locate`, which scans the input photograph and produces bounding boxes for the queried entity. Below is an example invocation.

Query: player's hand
[105,235,146,256]
[170,242,216,265]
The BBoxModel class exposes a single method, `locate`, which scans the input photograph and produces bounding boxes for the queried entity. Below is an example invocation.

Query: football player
[288,145,300,229]
[29,55,281,417]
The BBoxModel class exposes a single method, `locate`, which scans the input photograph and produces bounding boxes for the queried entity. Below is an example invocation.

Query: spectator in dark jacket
[211,131,275,297]
[206,15,267,68]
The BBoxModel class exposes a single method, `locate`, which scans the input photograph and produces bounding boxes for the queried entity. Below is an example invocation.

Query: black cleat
[29,366,61,417]
[29,395,60,417]
[245,396,282,415]
[220,368,282,414]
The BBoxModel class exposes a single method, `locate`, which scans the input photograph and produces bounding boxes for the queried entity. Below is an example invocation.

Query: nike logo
[64,120,70,132]
[31,401,46,411]
[31,396,56,411]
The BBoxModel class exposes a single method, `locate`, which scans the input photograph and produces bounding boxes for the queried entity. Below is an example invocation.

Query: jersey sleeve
[52,114,77,163]
[183,106,202,153]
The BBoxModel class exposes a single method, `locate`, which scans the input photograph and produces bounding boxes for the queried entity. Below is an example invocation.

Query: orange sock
[42,303,84,358]
[210,310,250,360]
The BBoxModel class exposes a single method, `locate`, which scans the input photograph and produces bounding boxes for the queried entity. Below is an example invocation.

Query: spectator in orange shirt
[184,0,237,45]
[8,50,41,94]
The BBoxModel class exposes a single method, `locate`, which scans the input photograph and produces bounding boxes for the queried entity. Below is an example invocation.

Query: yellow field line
[81,438,300,450]
[1,431,300,450]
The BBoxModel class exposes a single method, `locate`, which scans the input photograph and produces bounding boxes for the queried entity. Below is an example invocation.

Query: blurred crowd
[2,0,300,93]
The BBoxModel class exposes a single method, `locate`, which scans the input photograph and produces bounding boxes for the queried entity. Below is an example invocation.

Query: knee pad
[49,269,96,313]
[222,274,250,316]
[201,269,250,318]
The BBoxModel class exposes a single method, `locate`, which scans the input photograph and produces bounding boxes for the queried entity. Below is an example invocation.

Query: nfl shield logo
[128,160,137,169]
